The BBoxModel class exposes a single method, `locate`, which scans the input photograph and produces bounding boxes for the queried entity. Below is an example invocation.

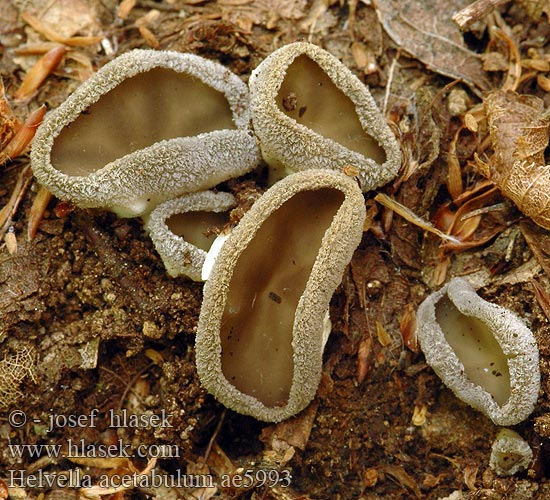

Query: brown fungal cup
[31,49,260,217]
[249,42,401,190]
[144,191,235,281]
[195,169,366,422]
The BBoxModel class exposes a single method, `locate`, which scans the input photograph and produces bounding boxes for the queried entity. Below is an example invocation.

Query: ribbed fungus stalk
[145,191,235,281]
[196,169,366,422]
[31,49,261,217]
[249,42,401,190]
[417,278,540,426]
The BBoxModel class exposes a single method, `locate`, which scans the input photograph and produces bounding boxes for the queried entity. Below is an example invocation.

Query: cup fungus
[144,191,235,281]
[489,428,533,476]
[31,49,261,217]
[416,278,540,426]
[195,169,366,422]
[248,42,401,190]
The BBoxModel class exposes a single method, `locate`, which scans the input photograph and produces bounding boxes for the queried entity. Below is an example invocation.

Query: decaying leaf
[482,90,550,229]
[0,80,21,152]
[21,12,103,47]
[374,0,491,94]
[377,464,423,498]
[260,402,318,452]
[0,344,37,409]
[530,279,550,321]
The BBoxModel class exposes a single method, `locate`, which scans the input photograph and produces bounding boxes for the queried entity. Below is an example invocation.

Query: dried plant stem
[452,0,510,30]
[374,193,460,244]
[0,166,33,242]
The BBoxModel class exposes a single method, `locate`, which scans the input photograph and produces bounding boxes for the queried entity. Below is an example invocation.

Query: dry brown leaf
[374,0,491,94]
[357,336,372,383]
[206,442,235,477]
[0,80,21,151]
[117,0,137,19]
[27,185,52,241]
[447,128,464,200]
[400,304,418,353]
[260,402,318,452]
[483,90,550,228]
[530,279,550,321]
[377,464,423,498]
[376,321,392,347]
[14,47,66,101]
[463,464,478,490]
[0,105,46,163]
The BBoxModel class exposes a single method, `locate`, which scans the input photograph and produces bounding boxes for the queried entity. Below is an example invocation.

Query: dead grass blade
[0,166,33,242]
[374,193,460,244]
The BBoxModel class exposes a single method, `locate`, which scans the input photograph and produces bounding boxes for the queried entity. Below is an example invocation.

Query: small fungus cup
[31,49,261,217]
[416,277,540,426]
[144,191,235,281]
[249,42,401,189]
[195,169,366,422]
[489,428,533,476]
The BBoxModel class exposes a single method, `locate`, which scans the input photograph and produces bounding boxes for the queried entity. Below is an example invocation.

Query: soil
[1,1,550,499]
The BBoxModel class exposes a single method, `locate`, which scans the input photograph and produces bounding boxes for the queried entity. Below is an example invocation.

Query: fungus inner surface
[220,188,344,407]
[435,297,511,406]
[51,68,235,176]
[276,55,386,163]
[167,211,227,251]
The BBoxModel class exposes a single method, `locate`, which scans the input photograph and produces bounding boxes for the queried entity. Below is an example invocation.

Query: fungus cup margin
[144,191,236,281]
[195,169,367,422]
[31,49,260,217]
[249,41,401,192]
[416,277,540,426]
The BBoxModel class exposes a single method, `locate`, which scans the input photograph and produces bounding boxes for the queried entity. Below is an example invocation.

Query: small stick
[374,193,460,244]
[452,0,510,30]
